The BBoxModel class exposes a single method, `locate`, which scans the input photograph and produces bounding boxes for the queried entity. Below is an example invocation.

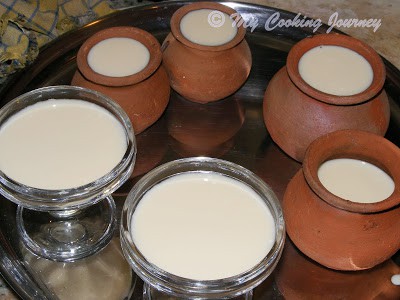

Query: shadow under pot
[167,93,245,157]
[263,33,390,162]
[72,26,170,135]
[283,129,400,271]
[162,2,252,104]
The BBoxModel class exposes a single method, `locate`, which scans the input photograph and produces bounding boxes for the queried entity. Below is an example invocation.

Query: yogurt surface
[0,99,127,190]
[88,37,150,77]
[131,172,276,280]
[180,9,238,46]
[318,158,395,203]
[298,45,373,96]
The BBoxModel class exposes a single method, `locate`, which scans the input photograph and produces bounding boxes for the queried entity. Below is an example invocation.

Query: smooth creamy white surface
[318,158,395,203]
[131,172,276,281]
[0,99,127,190]
[180,9,238,46]
[88,37,150,77]
[298,45,373,96]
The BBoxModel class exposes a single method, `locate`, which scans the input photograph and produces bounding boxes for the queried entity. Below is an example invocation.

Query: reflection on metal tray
[0,1,399,299]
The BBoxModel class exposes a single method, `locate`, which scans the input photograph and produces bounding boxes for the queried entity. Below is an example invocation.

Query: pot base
[283,170,400,271]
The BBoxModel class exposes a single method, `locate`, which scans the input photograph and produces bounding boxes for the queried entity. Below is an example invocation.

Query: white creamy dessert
[180,9,238,46]
[317,158,394,203]
[131,172,276,280]
[298,45,373,96]
[0,99,127,190]
[87,37,150,77]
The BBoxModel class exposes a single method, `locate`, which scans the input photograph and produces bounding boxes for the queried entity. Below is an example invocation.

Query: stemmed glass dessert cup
[0,86,136,262]
[121,157,285,299]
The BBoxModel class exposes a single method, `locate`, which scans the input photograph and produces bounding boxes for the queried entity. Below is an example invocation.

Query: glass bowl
[0,85,136,261]
[121,157,285,299]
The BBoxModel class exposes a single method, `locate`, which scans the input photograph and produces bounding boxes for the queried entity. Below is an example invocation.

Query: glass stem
[49,209,83,219]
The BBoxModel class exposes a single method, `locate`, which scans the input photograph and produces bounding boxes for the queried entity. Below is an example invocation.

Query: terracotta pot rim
[76,26,162,87]
[303,129,400,213]
[170,2,246,52]
[286,33,386,105]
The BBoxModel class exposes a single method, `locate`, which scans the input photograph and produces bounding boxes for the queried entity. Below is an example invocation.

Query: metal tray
[0,1,399,299]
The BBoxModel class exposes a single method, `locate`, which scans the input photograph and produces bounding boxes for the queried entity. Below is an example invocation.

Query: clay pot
[275,238,400,299]
[162,2,252,104]
[167,93,245,157]
[283,129,400,271]
[72,26,170,134]
[263,33,390,162]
